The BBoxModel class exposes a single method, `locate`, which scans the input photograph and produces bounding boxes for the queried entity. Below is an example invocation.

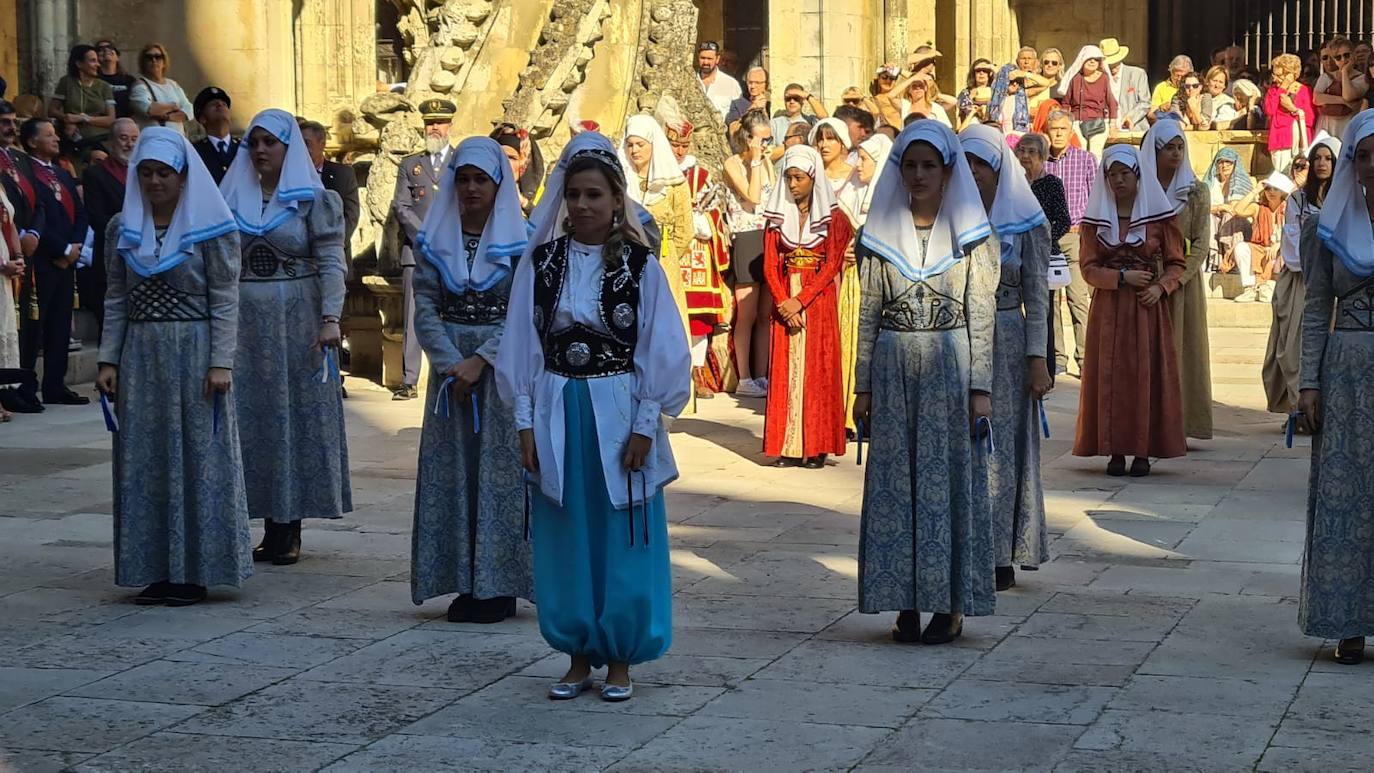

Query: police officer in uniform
[390,98,455,400]
[192,87,239,185]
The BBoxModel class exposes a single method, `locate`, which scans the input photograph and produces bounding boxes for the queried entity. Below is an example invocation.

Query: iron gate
[1234,0,1374,67]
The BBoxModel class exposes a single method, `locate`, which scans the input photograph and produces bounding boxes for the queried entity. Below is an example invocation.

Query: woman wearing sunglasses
[128,43,193,136]
[1312,38,1368,140]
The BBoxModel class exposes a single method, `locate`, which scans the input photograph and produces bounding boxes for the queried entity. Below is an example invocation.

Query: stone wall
[0,0,17,96]
[1014,0,1151,76]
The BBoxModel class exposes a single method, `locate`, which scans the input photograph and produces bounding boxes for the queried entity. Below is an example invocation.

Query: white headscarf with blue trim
[219,108,325,236]
[1317,109,1374,278]
[521,131,659,264]
[1080,143,1175,247]
[859,120,991,282]
[415,136,529,293]
[117,127,236,278]
[959,122,1047,264]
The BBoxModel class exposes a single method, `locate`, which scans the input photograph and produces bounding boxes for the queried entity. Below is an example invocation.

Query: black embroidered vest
[532,236,650,378]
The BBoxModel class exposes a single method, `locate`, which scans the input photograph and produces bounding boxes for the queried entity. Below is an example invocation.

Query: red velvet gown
[762,210,852,459]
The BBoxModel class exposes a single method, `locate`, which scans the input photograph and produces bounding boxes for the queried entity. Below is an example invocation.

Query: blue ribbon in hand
[1286,411,1301,449]
[1038,398,1051,439]
[315,346,339,384]
[976,416,995,455]
[434,375,481,434]
[856,419,865,466]
[212,392,223,435]
[99,392,119,433]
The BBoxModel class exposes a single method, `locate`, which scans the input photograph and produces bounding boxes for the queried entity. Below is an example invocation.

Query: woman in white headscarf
[1057,45,1119,158]
[496,132,690,702]
[94,127,250,606]
[1138,118,1213,440]
[619,117,692,326]
[1264,133,1339,416]
[1073,144,1187,477]
[761,144,852,469]
[409,137,532,624]
[220,108,351,565]
[851,121,1000,645]
[1297,110,1374,665]
[809,118,861,438]
[960,123,1052,592]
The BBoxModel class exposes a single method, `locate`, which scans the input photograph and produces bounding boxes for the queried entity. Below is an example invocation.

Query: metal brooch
[566,342,592,367]
[612,302,635,330]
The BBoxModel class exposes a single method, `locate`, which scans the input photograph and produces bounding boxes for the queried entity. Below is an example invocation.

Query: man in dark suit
[389,98,454,400]
[298,120,359,265]
[0,100,46,414]
[192,87,238,185]
[79,117,138,338]
[17,118,89,405]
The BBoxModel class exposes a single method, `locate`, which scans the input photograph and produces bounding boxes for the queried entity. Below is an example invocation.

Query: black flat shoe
[133,581,173,605]
[803,455,826,469]
[446,594,475,623]
[1335,637,1365,665]
[469,596,517,624]
[272,521,302,565]
[996,566,1016,591]
[253,521,283,562]
[164,584,207,607]
[43,389,90,406]
[771,457,798,468]
[1129,457,1151,477]
[921,613,963,645]
[1106,455,1127,477]
[891,610,921,643]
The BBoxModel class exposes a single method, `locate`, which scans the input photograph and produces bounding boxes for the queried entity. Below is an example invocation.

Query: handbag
[1047,252,1071,289]
[1079,118,1107,139]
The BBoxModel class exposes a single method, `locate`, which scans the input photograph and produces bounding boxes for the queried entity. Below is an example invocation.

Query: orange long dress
[1072,219,1188,459]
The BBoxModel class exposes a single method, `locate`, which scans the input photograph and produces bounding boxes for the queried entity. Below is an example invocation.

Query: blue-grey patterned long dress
[99,217,253,587]
[990,226,1051,570]
[234,191,352,523]
[1297,219,1374,639]
[856,233,1001,616]
[410,233,532,605]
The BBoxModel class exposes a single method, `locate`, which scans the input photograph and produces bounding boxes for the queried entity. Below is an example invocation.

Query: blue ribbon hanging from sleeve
[976,416,995,455]
[315,346,339,383]
[855,419,865,466]
[212,392,223,435]
[1286,411,1301,449]
[99,392,119,433]
[1038,399,1051,439]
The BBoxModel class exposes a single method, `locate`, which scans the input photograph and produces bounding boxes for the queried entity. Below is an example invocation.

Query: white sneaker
[755,377,770,395]
[1255,282,1274,303]
[735,378,767,398]
[1234,287,1258,303]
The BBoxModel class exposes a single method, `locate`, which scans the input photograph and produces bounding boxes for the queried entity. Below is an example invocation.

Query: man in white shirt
[697,41,741,121]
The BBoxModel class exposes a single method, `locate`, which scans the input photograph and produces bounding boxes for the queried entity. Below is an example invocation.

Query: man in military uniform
[191,87,238,185]
[390,98,454,400]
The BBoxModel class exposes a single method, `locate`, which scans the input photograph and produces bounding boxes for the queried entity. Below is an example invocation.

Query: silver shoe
[600,681,634,702]
[548,676,594,700]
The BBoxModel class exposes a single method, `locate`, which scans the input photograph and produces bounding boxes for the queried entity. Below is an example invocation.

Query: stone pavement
[0,327,1364,772]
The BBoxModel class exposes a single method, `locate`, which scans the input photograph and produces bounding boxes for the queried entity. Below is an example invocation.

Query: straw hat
[1100,38,1130,66]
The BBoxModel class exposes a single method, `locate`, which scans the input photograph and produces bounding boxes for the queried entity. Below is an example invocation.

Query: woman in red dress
[1073,143,1187,477]
[761,145,852,468]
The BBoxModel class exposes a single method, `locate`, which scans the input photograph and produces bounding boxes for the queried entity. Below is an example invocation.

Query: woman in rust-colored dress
[1073,144,1187,477]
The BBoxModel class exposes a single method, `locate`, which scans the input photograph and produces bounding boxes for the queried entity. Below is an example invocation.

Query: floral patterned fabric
[100,221,252,587]
[409,242,532,605]
[233,192,352,524]
[990,228,1051,569]
[1298,221,1374,638]
[855,237,1000,616]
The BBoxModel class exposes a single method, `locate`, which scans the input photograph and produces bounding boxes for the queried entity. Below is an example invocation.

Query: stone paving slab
[1,331,1366,771]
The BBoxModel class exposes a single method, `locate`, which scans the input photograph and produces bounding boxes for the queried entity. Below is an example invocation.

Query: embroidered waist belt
[879,300,966,332]
[1334,284,1374,331]
[440,289,507,325]
[543,323,634,378]
[127,277,208,323]
[241,243,317,282]
[784,254,821,270]
[996,282,1023,311]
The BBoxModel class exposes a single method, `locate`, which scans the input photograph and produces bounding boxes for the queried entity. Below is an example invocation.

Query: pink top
[1263,84,1315,152]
